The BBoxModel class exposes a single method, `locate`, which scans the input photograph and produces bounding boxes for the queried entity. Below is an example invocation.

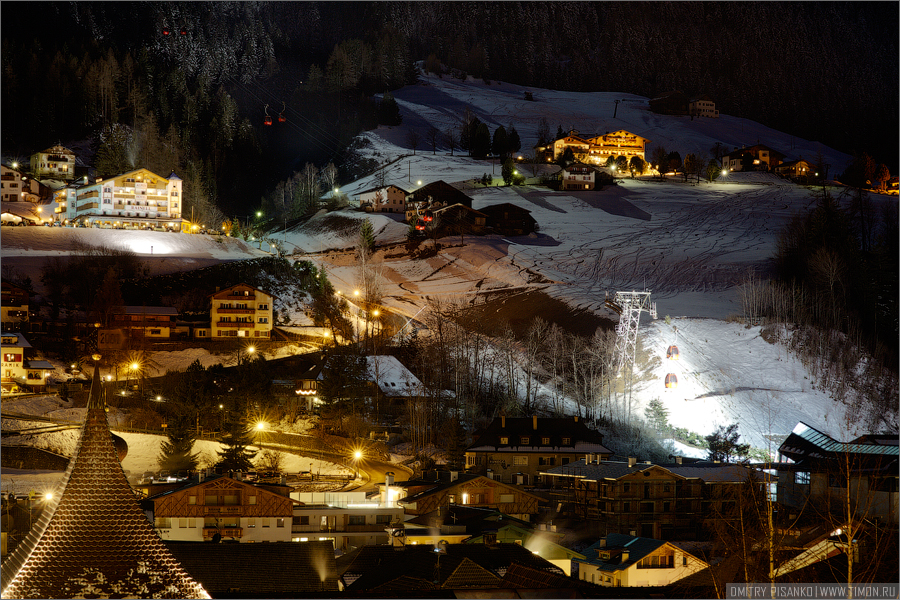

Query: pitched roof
[467,416,610,454]
[397,475,546,507]
[407,180,473,206]
[578,533,668,572]
[779,421,899,467]
[544,458,757,482]
[366,355,423,397]
[165,540,339,596]
[0,363,209,599]
[336,543,564,592]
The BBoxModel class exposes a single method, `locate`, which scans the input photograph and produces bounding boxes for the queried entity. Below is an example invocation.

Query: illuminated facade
[209,283,274,339]
[537,130,649,165]
[29,145,76,181]
[53,167,183,229]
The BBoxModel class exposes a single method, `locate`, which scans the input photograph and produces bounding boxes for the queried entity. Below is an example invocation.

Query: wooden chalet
[385,472,545,521]
[480,203,537,236]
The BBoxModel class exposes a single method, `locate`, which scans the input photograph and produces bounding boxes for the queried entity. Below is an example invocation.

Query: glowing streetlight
[257,421,265,430]
[256,211,263,218]
[352,450,363,479]
[11,162,17,169]
[353,290,360,297]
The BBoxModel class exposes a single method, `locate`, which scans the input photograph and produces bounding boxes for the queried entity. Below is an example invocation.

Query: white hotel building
[54,167,184,230]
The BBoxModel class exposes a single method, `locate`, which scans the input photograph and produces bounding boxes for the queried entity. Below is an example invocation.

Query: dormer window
[562,437,571,445]
[542,437,550,445]
[521,437,530,445]
[500,437,509,445]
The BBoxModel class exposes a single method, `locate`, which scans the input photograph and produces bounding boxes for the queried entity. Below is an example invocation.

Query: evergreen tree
[557,146,575,167]
[555,125,565,140]
[507,125,521,156]
[706,159,722,182]
[377,92,402,125]
[157,413,200,473]
[491,125,508,159]
[358,219,375,253]
[471,122,491,159]
[615,155,629,173]
[629,156,646,176]
[445,417,467,471]
[644,398,669,433]
[536,117,551,146]
[705,424,750,462]
[501,158,515,186]
[216,420,258,472]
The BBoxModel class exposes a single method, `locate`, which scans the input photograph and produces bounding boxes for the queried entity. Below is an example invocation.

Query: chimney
[484,530,498,547]
[486,469,493,480]
[280,473,287,485]
[598,538,606,548]
[450,471,458,482]
[676,456,683,465]
[621,550,629,562]
[628,457,636,467]
[385,472,395,486]
[533,415,538,430]
[573,415,578,423]
[501,415,506,428]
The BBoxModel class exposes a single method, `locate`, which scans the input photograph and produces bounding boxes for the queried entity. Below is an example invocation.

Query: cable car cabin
[423,212,433,222]
[666,345,680,360]
[665,373,678,389]
[278,101,286,122]
[415,219,426,231]
[180,28,187,35]
[278,114,286,123]
[162,28,170,35]
[264,116,273,125]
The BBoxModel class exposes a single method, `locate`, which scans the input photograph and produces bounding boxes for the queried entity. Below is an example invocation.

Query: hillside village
[2,72,898,596]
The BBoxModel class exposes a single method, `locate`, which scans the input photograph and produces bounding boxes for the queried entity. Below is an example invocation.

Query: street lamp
[353,450,362,479]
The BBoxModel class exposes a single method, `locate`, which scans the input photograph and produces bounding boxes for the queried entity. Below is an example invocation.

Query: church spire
[1,356,209,599]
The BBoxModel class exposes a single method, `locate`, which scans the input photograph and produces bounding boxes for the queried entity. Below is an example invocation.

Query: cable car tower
[605,290,656,420]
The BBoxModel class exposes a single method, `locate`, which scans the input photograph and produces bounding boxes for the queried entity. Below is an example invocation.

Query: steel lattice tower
[605,290,656,420]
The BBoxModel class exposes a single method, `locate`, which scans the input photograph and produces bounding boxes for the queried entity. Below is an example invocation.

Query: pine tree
[501,158,515,186]
[157,413,200,473]
[358,219,375,253]
[491,125,508,159]
[445,417,467,471]
[507,125,521,156]
[705,424,750,462]
[644,398,669,433]
[471,123,491,159]
[216,420,258,472]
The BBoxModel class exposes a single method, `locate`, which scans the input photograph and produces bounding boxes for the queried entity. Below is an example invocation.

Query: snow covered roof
[0,332,32,349]
[0,362,209,599]
[365,355,422,397]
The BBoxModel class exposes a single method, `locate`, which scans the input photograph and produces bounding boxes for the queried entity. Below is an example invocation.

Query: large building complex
[53,167,184,229]
[536,130,650,166]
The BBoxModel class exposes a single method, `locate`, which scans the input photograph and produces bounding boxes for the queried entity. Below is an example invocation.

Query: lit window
[500,437,509,445]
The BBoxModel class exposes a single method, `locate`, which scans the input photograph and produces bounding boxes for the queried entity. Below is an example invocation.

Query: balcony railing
[77,202,99,211]
[203,527,243,538]
[217,308,255,314]
[55,206,66,213]
[216,321,254,328]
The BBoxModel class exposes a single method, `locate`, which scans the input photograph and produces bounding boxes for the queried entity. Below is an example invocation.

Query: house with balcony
[30,145,76,181]
[559,162,604,190]
[776,421,899,525]
[1,332,54,393]
[775,158,817,182]
[575,533,709,587]
[543,457,762,541]
[722,144,786,172]
[465,415,611,485]
[142,474,297,543]
[1,280,31,331]
[53,167,183,229]
[358,184,410,213]
[290,491,404,552]
[689,95,719,118]
[1,165,47,203]
[207,283,274,340]
[380,470,545,522]
[479,203,537,236]
[536,129,650,166]
[404,180,473,224]
[109,306,179,339]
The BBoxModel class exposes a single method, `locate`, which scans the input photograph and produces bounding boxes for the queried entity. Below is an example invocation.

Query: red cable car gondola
[263,104,273,126]
[180,28,187,35]
[278,101,286,123]
[666,345,680,360]
[162,28,170,36]
[423,211,433,222]
[415,219,425,231]
[665,373,678,389]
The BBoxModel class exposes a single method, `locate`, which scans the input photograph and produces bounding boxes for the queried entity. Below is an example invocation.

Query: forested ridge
[1,2,896,217]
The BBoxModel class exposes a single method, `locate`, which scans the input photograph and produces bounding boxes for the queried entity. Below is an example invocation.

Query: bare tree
[443,127,457,156]
[426,126,440,154]
[321,162,338,193]
[406,128,421,155]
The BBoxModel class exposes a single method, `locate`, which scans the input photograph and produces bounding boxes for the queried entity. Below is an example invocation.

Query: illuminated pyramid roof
[1,360,209,599]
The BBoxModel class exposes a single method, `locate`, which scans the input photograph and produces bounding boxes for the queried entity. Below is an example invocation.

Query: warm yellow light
[247,346,255,354]
[131,362,140,371]
[256,422,265,430]
[45,492,53,501]
[353,290,360,297]
[219,404,224,409]
[372,310,379,317]
[354,451,362,460]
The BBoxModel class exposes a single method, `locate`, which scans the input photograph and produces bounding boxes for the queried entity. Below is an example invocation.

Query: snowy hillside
[1,74,887,466]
